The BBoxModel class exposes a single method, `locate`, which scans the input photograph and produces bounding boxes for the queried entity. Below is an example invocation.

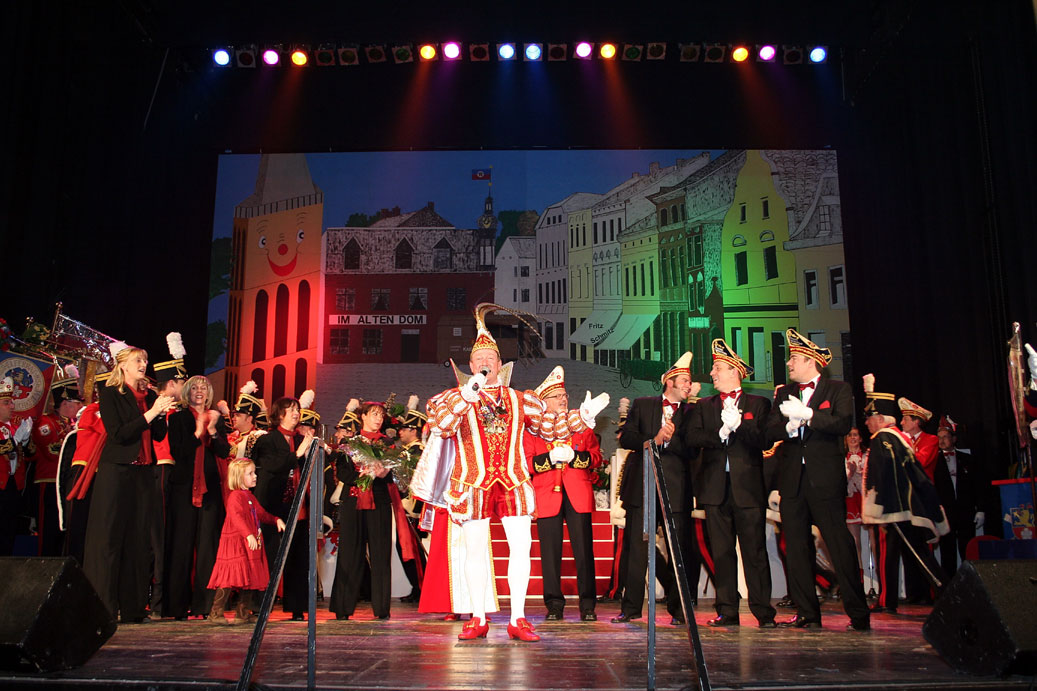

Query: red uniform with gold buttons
[30,412,73,555]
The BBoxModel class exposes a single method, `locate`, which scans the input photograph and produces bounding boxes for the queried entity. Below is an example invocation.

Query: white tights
[461,515,532,625]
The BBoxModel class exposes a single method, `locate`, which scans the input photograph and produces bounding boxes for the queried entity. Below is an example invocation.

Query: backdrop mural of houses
[206,149,848,415]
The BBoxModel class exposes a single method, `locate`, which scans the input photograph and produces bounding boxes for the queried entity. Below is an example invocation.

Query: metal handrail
[643,440,710,691]
[237,436,324,691]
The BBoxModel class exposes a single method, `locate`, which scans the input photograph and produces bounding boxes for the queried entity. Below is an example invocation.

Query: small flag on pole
[471,168,491,181]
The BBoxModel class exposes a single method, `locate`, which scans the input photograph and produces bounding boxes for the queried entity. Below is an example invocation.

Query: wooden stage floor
[1,599,1032,691]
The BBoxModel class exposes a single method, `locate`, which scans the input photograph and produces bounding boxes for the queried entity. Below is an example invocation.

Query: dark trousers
[938,521,974,576]
[537,491,596,614]
[164,483,198,618]
[190,488,225,615]
[0,481,23,556]
[779,472,869,623]
[875,522,948,610]
[148,465,170,614]
[83,463,152,620]
[330,499,392,618]
[262,515,312,615]
[34,482,63,556]
[619,503,683,618]
[395,517,426,596]
[705,475,775,623]
[63,469,91,565]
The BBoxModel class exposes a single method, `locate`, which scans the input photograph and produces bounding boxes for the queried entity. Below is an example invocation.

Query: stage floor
[1,599,1031,691]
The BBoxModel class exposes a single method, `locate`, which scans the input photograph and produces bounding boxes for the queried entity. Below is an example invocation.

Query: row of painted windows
[538,279,567,305]
[658,202,687,227]
[340,238,455,271]
[334,286,467,312]
[738,198,771,223]
[538,321,566,351]
[538,241,566,269]
[328,328,383,355]
[247,281,311,365]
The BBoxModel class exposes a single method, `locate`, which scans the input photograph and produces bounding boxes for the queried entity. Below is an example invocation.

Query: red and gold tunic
[30,413,73,484]
[426,384,586,522]
[0,420,27,491]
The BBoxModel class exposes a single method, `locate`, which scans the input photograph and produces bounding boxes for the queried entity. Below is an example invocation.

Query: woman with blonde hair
[165,374,231,619]
[83,346,176,622]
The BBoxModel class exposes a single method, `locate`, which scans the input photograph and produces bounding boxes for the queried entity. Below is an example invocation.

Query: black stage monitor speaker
[922,559,1037,677]
[0,557,116,672]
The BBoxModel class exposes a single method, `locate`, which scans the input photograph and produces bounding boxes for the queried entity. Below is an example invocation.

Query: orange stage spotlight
[599,43,617,59]
[731,46,749,62]
[419,44,437,61]
[290,49,309,66]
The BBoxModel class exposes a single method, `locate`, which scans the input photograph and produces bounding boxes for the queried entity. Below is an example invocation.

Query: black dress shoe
[545,609,563,621]
[335,614,350,620]
[291,613,304,621]
[777,615,821,629]
[670,615,686,626]
[846,618,870,631]
[376,614,390,620]
[580,611,597,622]
[706,614,739,627]
[869,605,897,614]
[610,613,641,623]
[776,596,795,608]
[758,620,777,629]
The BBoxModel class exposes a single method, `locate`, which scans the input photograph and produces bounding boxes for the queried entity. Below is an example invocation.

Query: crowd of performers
[0,304,1015,641]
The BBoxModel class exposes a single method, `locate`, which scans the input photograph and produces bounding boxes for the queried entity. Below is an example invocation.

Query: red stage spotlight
[469,43,490,61]
[419,44,437,61]
[678,43,700,62]
[731,45,749,62]
[443,42,461,60]
[548,43,567,61]
[703,43,726,63]
[599,43,617,59]
[646,42,667,60]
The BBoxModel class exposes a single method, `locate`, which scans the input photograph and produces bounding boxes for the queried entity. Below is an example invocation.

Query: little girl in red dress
[207,458,285,624]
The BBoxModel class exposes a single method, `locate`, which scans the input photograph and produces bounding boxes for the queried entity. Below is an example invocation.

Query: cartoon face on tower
[256,212,311,277]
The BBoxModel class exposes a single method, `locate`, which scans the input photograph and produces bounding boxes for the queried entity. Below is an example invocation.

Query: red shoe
[457,617,489,640]
[442,613,460,621]
[507,618,540,642]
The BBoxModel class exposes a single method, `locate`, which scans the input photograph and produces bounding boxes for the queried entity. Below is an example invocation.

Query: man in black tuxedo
[766,329,869,632]
[685,339,776,628]
[933,418,985,575]
[613,352,700,625]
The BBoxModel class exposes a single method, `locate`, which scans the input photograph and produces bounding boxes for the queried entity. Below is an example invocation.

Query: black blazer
[765,377,854,499]
[619,396,697,510]
[933,450,983,529]
[685,393,771,508]
[167,408,230,487]
[252,429,301,520]
[97,384,167,465]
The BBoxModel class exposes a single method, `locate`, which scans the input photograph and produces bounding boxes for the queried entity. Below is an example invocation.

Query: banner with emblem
[0,351,57,426]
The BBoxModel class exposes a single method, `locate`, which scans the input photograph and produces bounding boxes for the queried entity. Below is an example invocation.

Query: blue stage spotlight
[212,48,231,66]
[497,43,516,60]
[524,43,543,61]
[809,46,827,63]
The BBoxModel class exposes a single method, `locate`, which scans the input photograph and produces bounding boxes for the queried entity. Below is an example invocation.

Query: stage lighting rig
[261,45,283,66]
[314,44,336,66]
[469,43,490,61]
[365,45,387,63]
[757,45,776,62]
[235,44,257,68]
[290,45,310,66]
[621,44,643,61]
[212,48,231,66]
[524,43,543,61]
[646,42,666,60]
[703,43,726,62]
[574,42,593,59]
[782,45,803,64]
[497,43,516,60]
[547,43,567,61]
[393,45,415,63]
[418,44,437,61]
[599,43,617,59]
[678,43,700,62]
[443,42,462,60]
[337,46,360,65]
[809,46,827,63]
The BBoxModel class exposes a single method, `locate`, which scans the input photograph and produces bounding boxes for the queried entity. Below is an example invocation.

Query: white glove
[718,424,732,443]
[720,400,742,432]
[1026,343,1037,386]
[548,446,575,464]
[610,498,626,527]
[785,418,802,438]
[13,418,33,445]
[768,490,781,512]
[974,512,985,530]
[1030,420,1037,440]
[579,391,611,427]
[779,395,813,422]
[460,372,487,403]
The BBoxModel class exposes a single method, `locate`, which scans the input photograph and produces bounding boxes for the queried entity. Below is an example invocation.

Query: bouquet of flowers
[592,463,611,490]
[342,437,420,495]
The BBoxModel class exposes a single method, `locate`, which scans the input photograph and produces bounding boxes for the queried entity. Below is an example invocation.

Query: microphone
[471,368,489,392]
